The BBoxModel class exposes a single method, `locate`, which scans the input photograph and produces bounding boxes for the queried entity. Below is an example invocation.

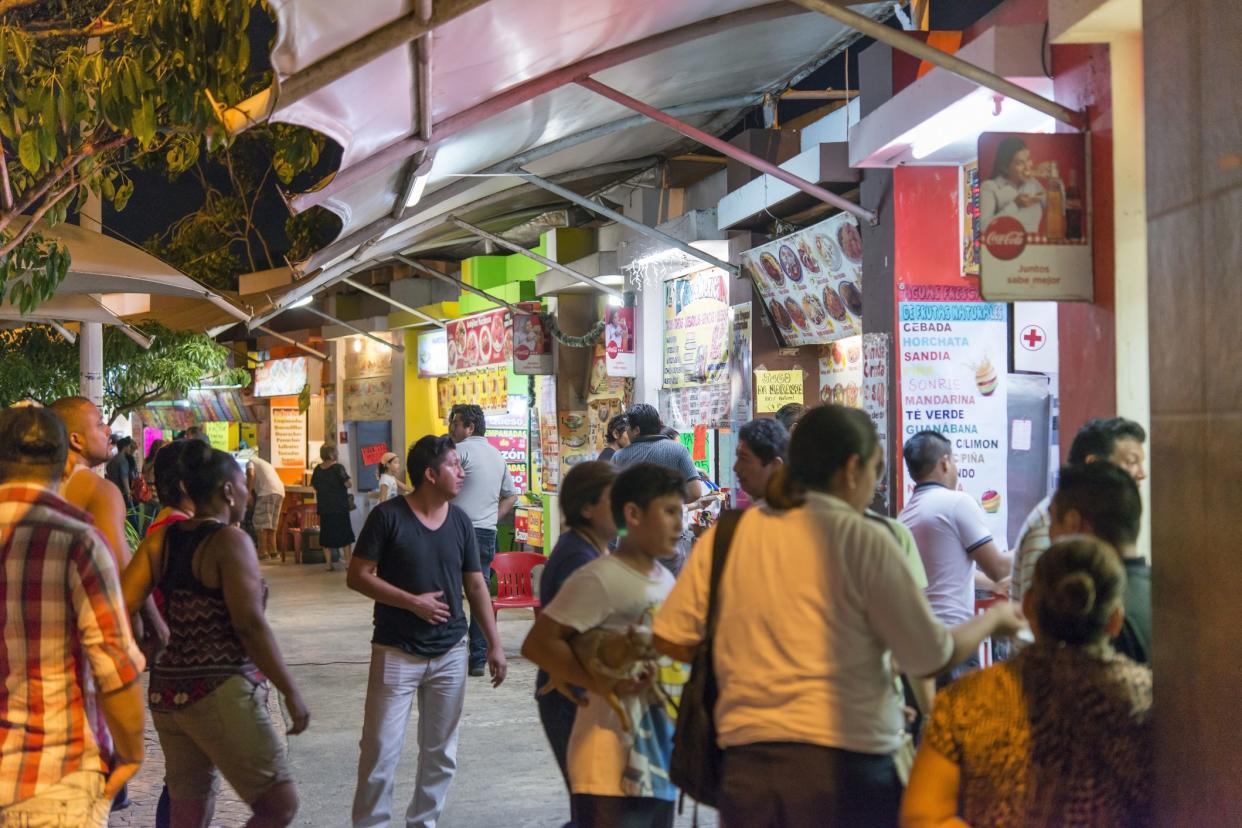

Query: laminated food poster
[741,212,864,347]
[663,267,729,388]
[818,335,864,409]
[898,302,1009,541]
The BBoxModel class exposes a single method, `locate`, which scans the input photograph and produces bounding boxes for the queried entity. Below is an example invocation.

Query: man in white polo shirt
[898,430,1011,686]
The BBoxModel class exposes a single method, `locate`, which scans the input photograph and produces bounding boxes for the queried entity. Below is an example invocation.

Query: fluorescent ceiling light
[288,295,314,309]
[606,295,624,307]
[403,154,436,209]
[895,89,1056,161]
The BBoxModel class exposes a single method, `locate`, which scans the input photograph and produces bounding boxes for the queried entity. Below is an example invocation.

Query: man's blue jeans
[468,527,497,669]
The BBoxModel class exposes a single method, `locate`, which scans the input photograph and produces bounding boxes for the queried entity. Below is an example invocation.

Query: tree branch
[27,20,129,39]
[0,180,78,258]
[0,132,128,236]
[0,0,40,15]
[0,142,12,211]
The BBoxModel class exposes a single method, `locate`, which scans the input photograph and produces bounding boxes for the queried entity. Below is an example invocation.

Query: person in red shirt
[0,406,146,826]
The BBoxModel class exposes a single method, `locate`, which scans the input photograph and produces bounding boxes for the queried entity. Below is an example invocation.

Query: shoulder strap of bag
[705,510,743,638]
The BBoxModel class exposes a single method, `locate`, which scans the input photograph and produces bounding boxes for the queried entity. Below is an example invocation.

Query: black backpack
[670,509,742,809]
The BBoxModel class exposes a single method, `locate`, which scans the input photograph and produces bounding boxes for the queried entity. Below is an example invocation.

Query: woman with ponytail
[123,440,309,828]
[901,536,1153,827]
[654,406,1025,826]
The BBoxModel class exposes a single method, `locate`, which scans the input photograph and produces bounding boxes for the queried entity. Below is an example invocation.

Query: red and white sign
[1019,324,1046,351]
[360,443,389,466]
[978,132,1093,302]
[447,308,511,374]
[604,305,636,377]
[512,302,552,375]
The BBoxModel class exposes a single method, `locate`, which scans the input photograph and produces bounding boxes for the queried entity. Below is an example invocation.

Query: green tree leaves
[0,320,251,420]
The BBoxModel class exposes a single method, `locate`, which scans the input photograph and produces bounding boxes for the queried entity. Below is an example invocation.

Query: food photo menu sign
[898,302,1009,540]
[741,212,864,346]
[447,307,512,373]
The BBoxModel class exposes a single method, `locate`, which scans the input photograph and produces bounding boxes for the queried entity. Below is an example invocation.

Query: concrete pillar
[1143,0,1242,823]
[79,320,104,407]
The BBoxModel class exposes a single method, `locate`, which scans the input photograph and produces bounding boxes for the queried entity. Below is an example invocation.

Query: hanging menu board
[818,335,864,408]
[898,302,1009,540]
[270,406,307,471]
[663,267,729,388]
[447,308,511,374]
[741,212,864,346]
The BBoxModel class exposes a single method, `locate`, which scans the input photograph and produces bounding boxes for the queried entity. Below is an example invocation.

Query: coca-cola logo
[983,216,1027,260]
[515,344,531,360]
[606,340,619,360]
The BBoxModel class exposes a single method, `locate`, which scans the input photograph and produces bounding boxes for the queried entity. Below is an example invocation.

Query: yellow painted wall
[404,329,443,452]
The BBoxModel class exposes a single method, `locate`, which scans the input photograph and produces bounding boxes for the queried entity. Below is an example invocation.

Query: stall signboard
[343,376,393,421]
[862,333,891,509]
[270,406,307,470]
[345,336,393,379]
[741,212,864,347]
[898,302,1009,540]
[755,369,803,414]
[254,357,308,398]
[515,505,544,548]
[360,443,389,466]
[728,304,753,426]
[512,302,553,375]
[204,421,231,451]
[417,329,449,377]
[447,307,511,374]
[240,422,258,450]
[662,267,729,388]
[818,335,863,408]
[487,430,529,492]
[536,376,560,493]
[677,428,715,479]
[660,383,731,431]
[438,367,509,417]
[604,305,636,377]
[978,132,1092,301]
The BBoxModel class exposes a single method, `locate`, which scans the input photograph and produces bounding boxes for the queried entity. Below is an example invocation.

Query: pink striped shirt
[0,483,144,806]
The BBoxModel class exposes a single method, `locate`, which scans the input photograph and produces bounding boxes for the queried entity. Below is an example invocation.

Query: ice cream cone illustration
[981,489,1001,513]
[974,355,999,396]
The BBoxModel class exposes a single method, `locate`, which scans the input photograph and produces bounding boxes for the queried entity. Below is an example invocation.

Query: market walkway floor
[110,561,717,827]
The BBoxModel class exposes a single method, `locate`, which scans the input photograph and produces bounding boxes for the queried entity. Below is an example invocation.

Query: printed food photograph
[759,252,784,287]
[785,297,810,332]
[839,280,863,318]
[815,233,843,271]
[822,284,848,321]
[777,243,803,282]
[837,221,864,263]
[796,238,821,274]
[803,294,827,326]
[768,297,794,331]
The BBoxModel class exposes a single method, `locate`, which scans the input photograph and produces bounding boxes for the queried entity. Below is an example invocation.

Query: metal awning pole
[576,77,879,226]
[341,276,446,328]
[255,325,330,361]
[218,0,491,134]
[447,216,624,297]
[300,306,405,353]
[513,170,738,275]
[394,255,535,315]
[789,0,1084,129]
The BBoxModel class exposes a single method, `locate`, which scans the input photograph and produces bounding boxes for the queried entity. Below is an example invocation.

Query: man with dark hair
[597,415,630,463]
[1048,462,1150,663]
[104,436,137,510]
[447,404,520,676]
[774,402,806,434]
[613,404,706,574]
[898,431,1011,685]
[733,418,788,505]
[348,434,507,827]
[0,406,146,826]
[1011,416,1147,601]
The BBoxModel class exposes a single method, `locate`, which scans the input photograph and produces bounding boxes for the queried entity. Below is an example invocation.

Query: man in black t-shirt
[347,435,508,828]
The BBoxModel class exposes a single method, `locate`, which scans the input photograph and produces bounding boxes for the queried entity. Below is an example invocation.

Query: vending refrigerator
[1006,374,1053,548]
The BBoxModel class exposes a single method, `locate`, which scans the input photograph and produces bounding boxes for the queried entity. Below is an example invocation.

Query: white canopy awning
[0,293,126,326]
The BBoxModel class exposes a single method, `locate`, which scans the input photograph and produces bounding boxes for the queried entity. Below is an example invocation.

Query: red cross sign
[1020,324,1046,351]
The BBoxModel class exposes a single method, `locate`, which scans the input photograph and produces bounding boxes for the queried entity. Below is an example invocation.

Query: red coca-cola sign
[515,344,531,360]
[606,340,619,360]
[983,216,1027,261]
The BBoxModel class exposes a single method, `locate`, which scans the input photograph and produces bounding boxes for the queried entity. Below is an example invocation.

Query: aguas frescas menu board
[741,212,864,346]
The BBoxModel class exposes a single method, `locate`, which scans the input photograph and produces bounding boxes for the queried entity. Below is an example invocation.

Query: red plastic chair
[491,552,545,617]
[975,593,1008,667]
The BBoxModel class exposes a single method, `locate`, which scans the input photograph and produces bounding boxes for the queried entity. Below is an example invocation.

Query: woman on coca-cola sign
[979,136,1045,233]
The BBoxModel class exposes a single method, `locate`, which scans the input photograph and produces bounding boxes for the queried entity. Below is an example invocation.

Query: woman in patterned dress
[901,536,1153,827]
[123,441,310,827]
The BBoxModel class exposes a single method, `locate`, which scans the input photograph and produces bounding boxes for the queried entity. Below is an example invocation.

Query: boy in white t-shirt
[522,463,686,828]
